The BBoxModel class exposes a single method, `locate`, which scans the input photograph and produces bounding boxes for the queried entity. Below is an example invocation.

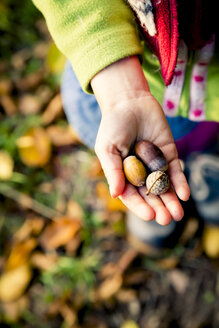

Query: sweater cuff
[71,30,143,93]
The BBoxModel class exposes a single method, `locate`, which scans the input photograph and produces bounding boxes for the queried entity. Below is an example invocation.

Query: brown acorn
[123,155,147,187]
[135,140,168,172]
[146,170,170,196]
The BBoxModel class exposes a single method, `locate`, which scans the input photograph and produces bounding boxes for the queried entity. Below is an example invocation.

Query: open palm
[95,93,190,225]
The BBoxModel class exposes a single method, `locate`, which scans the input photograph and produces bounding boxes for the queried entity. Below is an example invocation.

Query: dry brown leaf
[0,150,14,180]
[30,252,58,271]
[40,216,81,250]
[18,94,43,115]
[116,248,138,275]
[179,217,199,245]
[41,93,63,125]
[65,234,81,255]
[6,238,37,271]
[202,225,219,258]
[59,304,77,327]
[1,296,29,322]
[33,42,49,58]
[0,263,32,303]
[98,262,117,279]
[15,70,45,91]
[17,127,51,167]
[95,181,126,212]
[156,256,179,270]
[86,157,104,179]
[0,78,12,95]
[116,288,137,303]
[14,217,44,242]
[168,269,189,294]
[11,49,31,70]
[0,94,17,115]
[46,124,80,146]
[66,200,83,221]
[97,274,123,300]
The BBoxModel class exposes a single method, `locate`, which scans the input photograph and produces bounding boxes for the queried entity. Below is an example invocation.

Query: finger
[119,183,155,221]
[139,187,172,226]
[168,158,190,201]
[159,186,184,221]
[95,144,125,198]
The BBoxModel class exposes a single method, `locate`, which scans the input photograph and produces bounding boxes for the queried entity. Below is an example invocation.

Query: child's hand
[91,56,190,225]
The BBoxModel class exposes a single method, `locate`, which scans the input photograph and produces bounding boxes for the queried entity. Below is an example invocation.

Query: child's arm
[91,56,190,225]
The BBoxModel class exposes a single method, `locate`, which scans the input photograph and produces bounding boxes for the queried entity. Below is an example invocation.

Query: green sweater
[33,0,143,93]
[33,0,219,121]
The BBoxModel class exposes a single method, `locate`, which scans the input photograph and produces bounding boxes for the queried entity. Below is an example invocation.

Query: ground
[0,1,219,327]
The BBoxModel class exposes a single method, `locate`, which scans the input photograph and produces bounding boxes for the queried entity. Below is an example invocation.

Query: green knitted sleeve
[32,0,143,93]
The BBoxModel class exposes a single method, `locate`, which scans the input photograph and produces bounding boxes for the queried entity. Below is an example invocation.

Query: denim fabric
[61,62,101,148]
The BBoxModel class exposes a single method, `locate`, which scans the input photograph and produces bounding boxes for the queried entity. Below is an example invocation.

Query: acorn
[146,170,170,196]
[123,155,147,187]
[135,140,168,172]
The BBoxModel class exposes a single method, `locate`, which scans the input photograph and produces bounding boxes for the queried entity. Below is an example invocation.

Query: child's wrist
[91,56,151,112]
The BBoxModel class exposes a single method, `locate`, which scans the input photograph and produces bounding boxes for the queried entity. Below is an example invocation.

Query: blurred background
[0,1,219,327]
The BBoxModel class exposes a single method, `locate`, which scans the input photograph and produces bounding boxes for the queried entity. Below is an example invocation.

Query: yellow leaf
[0,150,14,180]
[17,127,51,167]
[202,225,219,258]
[0,263,32,303]
[40,216,81,250]
[96,181,126,212]
[120,321,139,328]
[6,238,37,271]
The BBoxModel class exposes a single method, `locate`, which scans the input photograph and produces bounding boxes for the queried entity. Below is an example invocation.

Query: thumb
[95,143,126,198]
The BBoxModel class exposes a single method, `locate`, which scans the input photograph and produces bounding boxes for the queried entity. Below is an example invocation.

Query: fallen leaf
[18,94,42,115]
[0,263,32,303]
[168,269,189,294]
[59,304,77,327]
[6,238,37,271]
[96,181,126,212]
[36,85,53,104]
[33,42,49,59]
[1,296,28,322]
[0,78,12,95]
[86,157,104,179]
[15,70,45,91]
[0,151,14,180]
[0,94,17,115]
[14,216,44,242]
[156,256,179,270]
[17,127,51,167]
[41,93,63,125]
[66,200,83,221]
[46,125,80,146]
[30,252,58,271]
[98,262,117,279]
[121,320,139,328]
[40,216,81,250]
[116,289,137,303]
[11,49,31,71]
[179,217,199,245]
[97,274,123,300]
[116,248,138,275]
[202,225,219,258]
